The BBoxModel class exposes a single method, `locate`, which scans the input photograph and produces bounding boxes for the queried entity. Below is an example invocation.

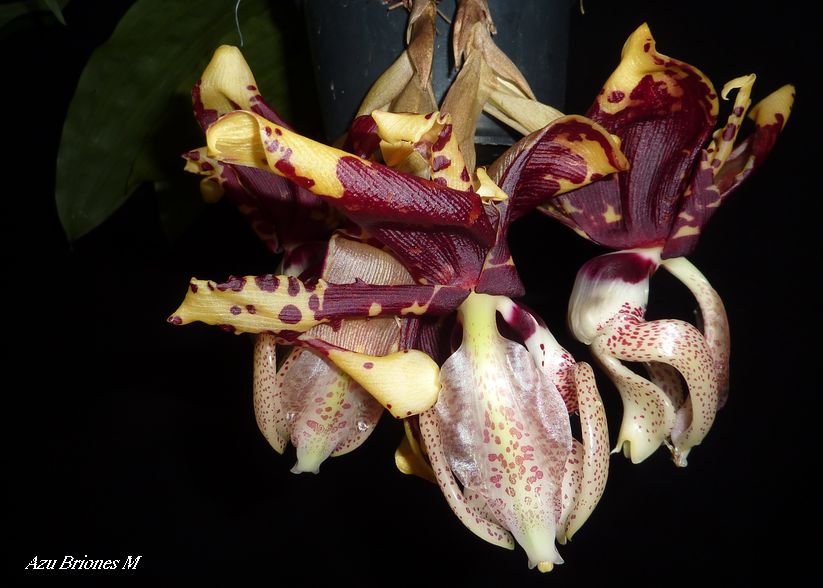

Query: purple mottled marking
[230,305,241,316]
[217,276,246,292]
[246,85,257,91]
[219,324,236,333]
[207,283,215,291]
[200,162,214,172]
[460,168,470,182]
[362,362,374,369]
[501,304,537,339]
[255,274,279,292]
[246,304,256,314]
[264,126,272,136]
[287,276,300,297]
[432,156,450,172]
[308,294,320,312]
[608,90,625,103]
[722,123,737,141]
[187,150,201,161]
[190,283,198,293]
[168,315,182,325]
[278,304,302,325]
[581,251,657,284]
[432,125,453,152]
[275,128,282,136]
[733,106,744,116]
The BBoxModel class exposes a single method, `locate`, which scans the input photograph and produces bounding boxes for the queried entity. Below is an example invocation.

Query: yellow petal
[748,84,795,129]
[394,420,436,482]
[199,45,260,115]
[207,110,349,198]
[325,348,440,419]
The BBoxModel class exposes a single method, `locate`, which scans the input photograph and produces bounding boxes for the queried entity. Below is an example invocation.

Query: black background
[6,0,820,585]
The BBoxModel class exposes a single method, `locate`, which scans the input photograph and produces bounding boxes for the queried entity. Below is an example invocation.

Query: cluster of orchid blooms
[169,0,793,573]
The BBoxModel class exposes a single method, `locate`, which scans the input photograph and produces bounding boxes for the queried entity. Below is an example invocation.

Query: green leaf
[56,0,290,241]
[42,0,66,25]
[0,0,69,28]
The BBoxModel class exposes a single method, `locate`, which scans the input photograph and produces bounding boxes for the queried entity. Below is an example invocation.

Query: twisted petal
[489,116,628,222]
[193,44,290,131]
[596,314,717,466]
[662,257,730,401]
[561,363,609,541]
[569,250,718,464]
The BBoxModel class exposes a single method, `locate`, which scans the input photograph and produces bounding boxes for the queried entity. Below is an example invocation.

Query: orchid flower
[181,46,423,473]
[500,24,794,466]
[168,63,629,568]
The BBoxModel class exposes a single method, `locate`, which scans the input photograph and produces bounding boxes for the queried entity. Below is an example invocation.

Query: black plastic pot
[299,0,570,146]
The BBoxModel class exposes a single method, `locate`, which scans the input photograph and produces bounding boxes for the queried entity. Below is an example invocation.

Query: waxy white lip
[568,247,661,345]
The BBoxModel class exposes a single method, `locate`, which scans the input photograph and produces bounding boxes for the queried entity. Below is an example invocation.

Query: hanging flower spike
[170,45,628,567]
[519,24,794,464]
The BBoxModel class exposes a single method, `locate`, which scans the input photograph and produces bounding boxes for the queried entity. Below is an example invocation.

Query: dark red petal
[342,115,382,160]
[490,115,628,223]
[572,24,718,247]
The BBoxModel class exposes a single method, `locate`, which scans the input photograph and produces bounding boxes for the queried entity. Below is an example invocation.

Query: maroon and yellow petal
[168,274,469,338]
[206,110,495,286]
[192,45,290,132]
[663,83,794,257]
[489,115,628,224]
[562,23,717,248]
[713,83,795,198]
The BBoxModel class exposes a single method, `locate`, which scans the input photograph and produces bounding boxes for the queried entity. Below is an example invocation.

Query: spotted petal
[662,256,730,401]
[168,274,468,337]
[435,293,572,571]
[419,409,515,550]
[562,363,609,541]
